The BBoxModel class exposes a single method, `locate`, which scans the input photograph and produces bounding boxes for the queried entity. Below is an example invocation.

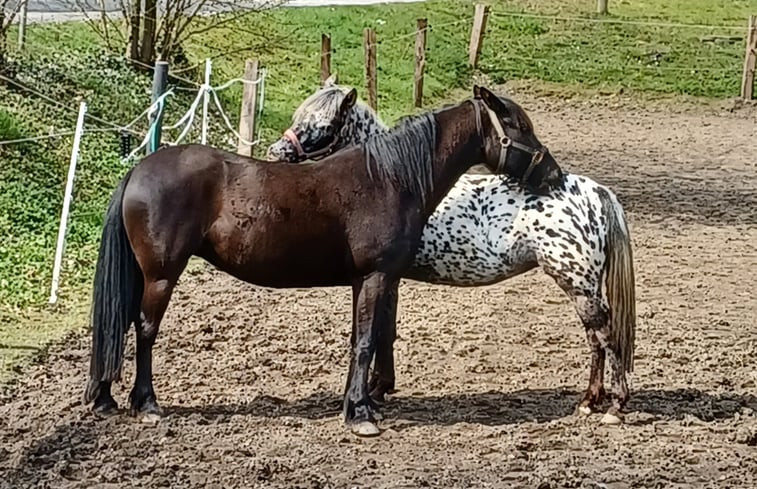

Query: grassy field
[0,0,754,375]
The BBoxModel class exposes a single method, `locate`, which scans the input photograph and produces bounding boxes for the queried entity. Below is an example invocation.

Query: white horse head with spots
[266,77,385,162]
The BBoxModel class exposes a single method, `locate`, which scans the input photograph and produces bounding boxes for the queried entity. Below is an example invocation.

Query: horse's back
[121,144,414,287]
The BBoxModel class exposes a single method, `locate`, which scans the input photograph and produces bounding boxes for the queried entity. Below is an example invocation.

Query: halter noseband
[283,128,341,161]
[474,99,548,185]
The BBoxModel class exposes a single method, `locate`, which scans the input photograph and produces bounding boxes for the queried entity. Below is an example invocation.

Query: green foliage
[0,108,23,141]
[0,49,198,317]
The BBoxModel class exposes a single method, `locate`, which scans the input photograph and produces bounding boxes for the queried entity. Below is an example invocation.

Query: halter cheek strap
[480,102,548,185]
[482,104,509,174]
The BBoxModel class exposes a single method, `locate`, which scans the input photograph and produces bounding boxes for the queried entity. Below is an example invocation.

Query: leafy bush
[0,49,199,316]
[0,107,23,142]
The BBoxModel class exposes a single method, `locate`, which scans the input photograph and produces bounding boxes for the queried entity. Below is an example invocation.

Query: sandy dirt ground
[1,94,756,488]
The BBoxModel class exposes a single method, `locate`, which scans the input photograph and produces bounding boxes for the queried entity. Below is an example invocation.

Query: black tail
[83,169,143,403]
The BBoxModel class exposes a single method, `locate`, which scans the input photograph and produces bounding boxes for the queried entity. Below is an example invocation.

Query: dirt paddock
[2,95,756,488]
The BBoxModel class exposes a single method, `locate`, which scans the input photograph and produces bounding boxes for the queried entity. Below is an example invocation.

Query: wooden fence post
[468,4,489,68]
[321,34,331,84]
[238,59,260,157]
[598,0,608,15]
[414,18,428,108]
[364,28,378,111]
[741,15,757,100]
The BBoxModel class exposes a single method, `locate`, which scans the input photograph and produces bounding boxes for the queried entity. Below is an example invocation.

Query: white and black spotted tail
[598,188,636,373]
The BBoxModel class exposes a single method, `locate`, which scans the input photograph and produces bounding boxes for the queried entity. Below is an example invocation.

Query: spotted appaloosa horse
[268,77,637,424]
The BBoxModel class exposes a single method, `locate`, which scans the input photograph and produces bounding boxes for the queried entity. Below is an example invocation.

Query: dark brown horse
[83,86,563,436]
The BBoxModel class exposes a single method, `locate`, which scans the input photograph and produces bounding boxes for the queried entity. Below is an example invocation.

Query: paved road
[12,0,423,23]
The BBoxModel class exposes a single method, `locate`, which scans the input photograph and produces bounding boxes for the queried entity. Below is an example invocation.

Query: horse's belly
[405,189,537,285]
[408,226,533,285]
[200,218,355,288]
[407,251,523,285]
[205,251,353,288]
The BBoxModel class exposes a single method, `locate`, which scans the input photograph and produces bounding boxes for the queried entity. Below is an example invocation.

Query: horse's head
[474,86,563,191]
[266,75,363,162]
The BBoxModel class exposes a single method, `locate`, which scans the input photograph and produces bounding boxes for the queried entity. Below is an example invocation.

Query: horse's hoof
[93,403,118,418]
[141,412,162,425]
[351,421,380,437]
[577,405,592,416]
[601,411,624,425]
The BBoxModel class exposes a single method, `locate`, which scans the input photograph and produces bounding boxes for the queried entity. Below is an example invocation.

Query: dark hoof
[92,398,119,418]
[129,392,162,420]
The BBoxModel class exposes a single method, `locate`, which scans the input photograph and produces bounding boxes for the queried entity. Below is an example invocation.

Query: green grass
[477,0,754,97]
[1,0,755,376]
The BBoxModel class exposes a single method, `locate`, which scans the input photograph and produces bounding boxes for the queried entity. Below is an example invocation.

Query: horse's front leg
[369,278,399,403]
[344,272,392,437]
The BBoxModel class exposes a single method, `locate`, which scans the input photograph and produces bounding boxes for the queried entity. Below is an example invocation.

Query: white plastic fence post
[49,101,87,304]
[201,58,212,145]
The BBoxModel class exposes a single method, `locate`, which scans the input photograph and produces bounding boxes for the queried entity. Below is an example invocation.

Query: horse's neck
[426,102,483,215]
[342,106,388,146]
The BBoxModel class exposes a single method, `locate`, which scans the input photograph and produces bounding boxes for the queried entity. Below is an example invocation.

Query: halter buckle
[532,148,545,165]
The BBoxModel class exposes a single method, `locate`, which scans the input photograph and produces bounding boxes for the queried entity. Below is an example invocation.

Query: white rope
[212,70,267,92]
[165,87,205,143]
[1,69,265,156]
[121,88,175,131]
[121,90,171,162]
[121,85,207,162]
[122,127,153,163]
[209,86,259,147]
[0,127,126,146]
[0,130,77,146]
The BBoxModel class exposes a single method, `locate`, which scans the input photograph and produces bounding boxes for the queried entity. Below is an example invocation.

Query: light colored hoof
[351,421,380,437]
[141,412,162,425]
[600,412,624,425]
[578,405,592,416]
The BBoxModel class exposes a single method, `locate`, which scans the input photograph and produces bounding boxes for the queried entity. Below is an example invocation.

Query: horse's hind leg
[574,295,629,423]
[541,264,608,416]
[574,297,607,415]
[594,323,630,425]
[129,274,181,421]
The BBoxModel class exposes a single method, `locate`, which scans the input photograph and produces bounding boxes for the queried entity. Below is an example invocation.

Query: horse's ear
[473,85,483,99]
[477,86,509,118]
[323,72,338,87]
[341,88,358,111]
